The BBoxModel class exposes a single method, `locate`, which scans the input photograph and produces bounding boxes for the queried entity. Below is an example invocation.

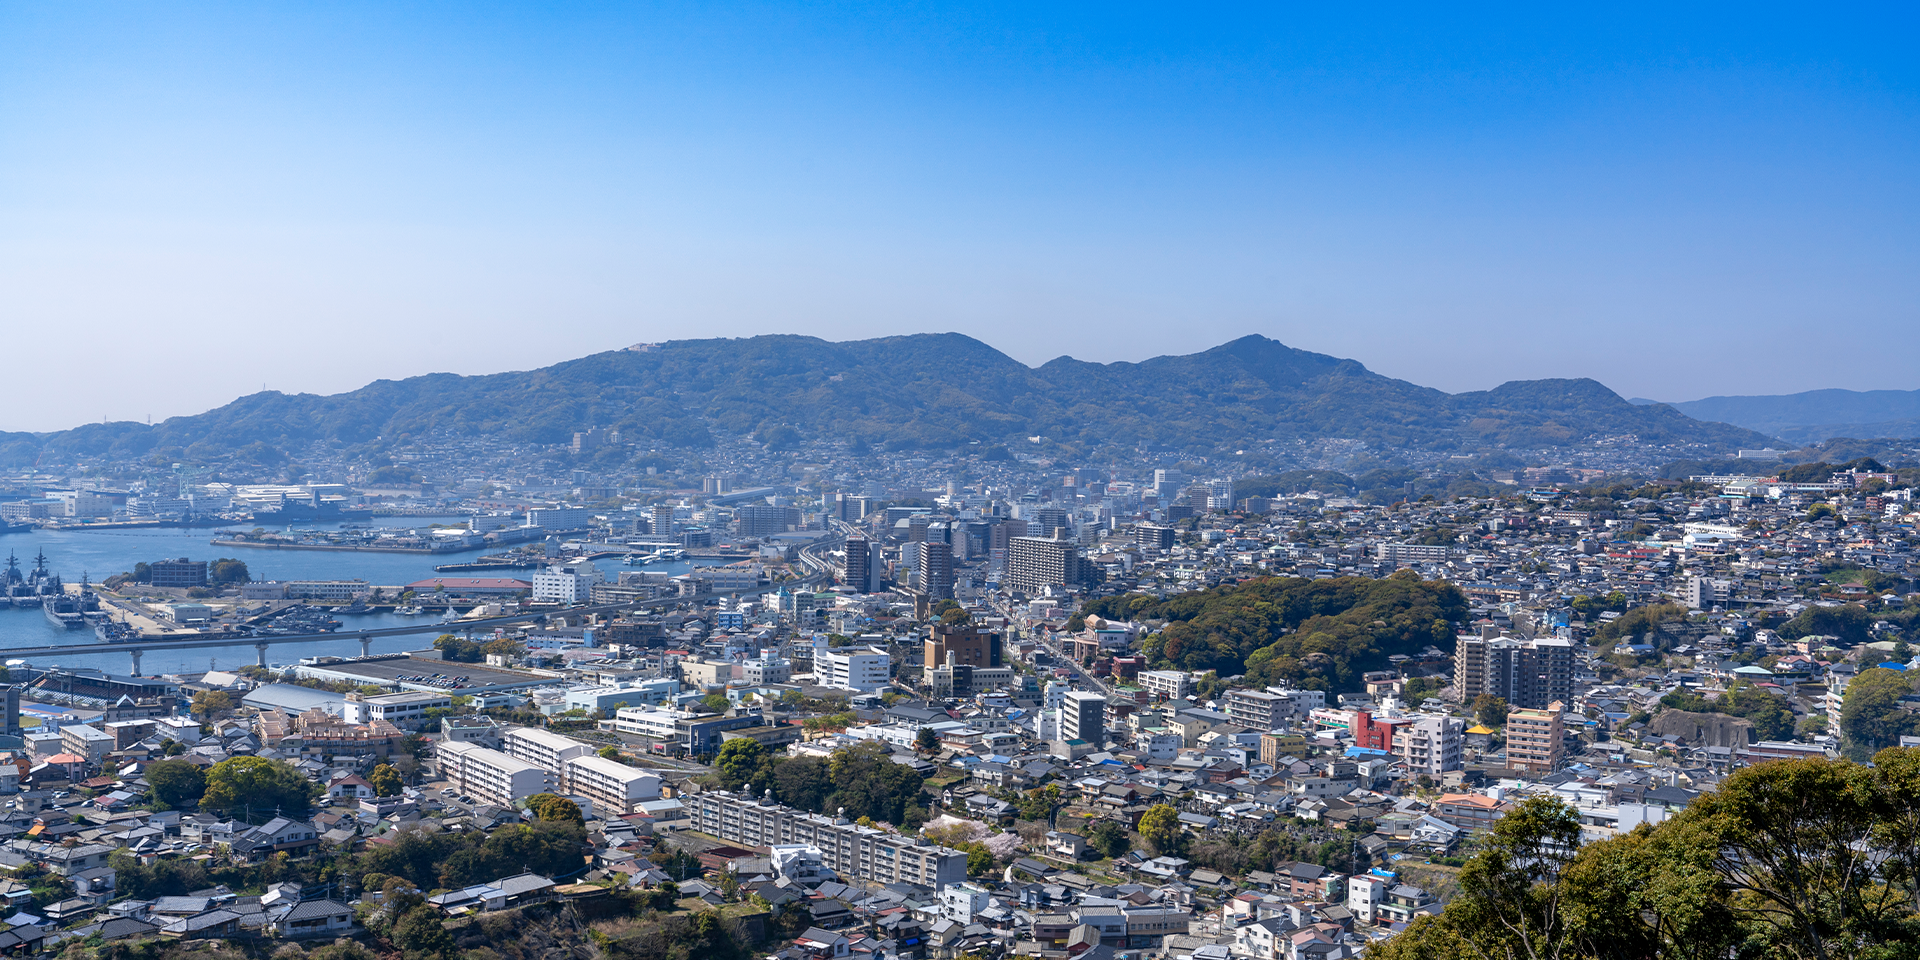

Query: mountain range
[1630,389,1920,445]
[1,334,1777,466]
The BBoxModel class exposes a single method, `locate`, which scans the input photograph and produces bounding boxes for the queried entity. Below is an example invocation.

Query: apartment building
[1062,691,1106,746]
[1226,689,1291,731]
[561,754,662,815]
[1395,714,1464,775]
[814,645,891,692]
[343,691,453,729]
[687,791,968,887]
[1506,704,1566,774]
[1138,670,1192,701]
[438,741,553,806]
[503,728,591,771]
[1453,628,1574,710]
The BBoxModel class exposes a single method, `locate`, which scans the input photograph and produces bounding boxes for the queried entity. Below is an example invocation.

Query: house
[327,775,375,801]
[797,926,852,959]
[1045,831,1089,861]
[268,899,355,937]
[228,818,319,862]
[159,910,242,939]
[426,874,556,915]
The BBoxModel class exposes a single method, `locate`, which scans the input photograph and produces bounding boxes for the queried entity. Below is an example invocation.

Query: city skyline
[3,5,1915,432]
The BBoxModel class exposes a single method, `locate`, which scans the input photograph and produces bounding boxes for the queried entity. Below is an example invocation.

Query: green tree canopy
[715,738,768,790]
[144,758,207,810]
[524,793,584,825]
[1841,667,1919,755]
[1137,804,1185,856]
[201,756,321,823]
[369,763,404,798]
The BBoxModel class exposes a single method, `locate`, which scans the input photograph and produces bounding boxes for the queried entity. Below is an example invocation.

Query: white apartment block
[688,791,968,887]
[815,648,891,692]
[1138,670,1193,701]
[503,727,592,771]
[437,741,553,806]
[612,707,687,740]
[561,754,662,815]
[343,692,452,729]
[1395,714,1465,775]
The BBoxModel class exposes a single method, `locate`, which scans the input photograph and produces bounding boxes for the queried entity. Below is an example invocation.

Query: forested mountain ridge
[1649,387,1920,444]
[0,333,1775,465]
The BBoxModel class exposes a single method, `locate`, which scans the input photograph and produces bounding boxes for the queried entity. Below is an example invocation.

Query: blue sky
[2,4,1915,431]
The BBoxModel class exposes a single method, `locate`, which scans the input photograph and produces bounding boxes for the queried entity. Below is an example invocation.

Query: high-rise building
[1206,479,1235,511]
[843,538,877,593]
[912,541,954,600]
[1132,524,1177,551]
[1454,627,1573,710]
[1062,691,1106,746]
[650,505,675,537]
[1396,715,1464,775]
[1505,704,1566,773]
[1004,535,1098,596]
[925,623,1001,669]
[735,505,800,537]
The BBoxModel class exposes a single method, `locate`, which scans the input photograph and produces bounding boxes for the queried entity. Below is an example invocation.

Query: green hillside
[1087,572,1469,693]
[2,334,1776,466]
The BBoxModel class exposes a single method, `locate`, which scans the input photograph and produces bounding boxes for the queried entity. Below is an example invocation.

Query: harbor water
[0,520,703,676]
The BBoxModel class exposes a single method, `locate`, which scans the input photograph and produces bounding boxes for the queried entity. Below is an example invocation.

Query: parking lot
[295,653,558,693]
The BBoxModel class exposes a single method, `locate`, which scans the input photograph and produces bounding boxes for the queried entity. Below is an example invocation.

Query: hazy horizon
[4,5,1915,433]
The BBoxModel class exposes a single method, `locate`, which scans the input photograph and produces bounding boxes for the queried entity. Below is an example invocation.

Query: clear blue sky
[2,4,1915,432]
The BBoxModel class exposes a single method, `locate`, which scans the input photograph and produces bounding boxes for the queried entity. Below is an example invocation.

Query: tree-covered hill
[1087,571,1468,692]
[1,333,1777,466]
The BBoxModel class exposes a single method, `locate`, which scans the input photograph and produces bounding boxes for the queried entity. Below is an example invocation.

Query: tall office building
[843,538,878,593]
[650,505,675,537]
[1454,627,1574,710]
[1062,691,1106,746]
[1004,534,1097,596]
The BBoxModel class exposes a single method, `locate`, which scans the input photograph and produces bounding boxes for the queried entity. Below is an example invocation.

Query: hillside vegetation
[1372,749,1920,960]
[1088,571,1467,692]
[2,334,1774,466]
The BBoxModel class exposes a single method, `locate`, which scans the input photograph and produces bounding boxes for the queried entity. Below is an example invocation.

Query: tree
[1137,804,1184,856]
[915,726,940,754]
[772,755,832,812]
[190,689,234,720]
[826,740,926,824]
[390,904,456,960]
[1841,667,1919,756]
[1473,694,1510,729]
[369,764,404,798]
[145,758,207,810]
[432,635,484,663]
[524,793,585,825]
[1086,821,1131,859]
[597,745,629,764]
[701,693,731,714]
[130,562,152,583]
[954,840,996,876]
[208,558,251,584]
[201,756,321,823]
[715,738,767,790]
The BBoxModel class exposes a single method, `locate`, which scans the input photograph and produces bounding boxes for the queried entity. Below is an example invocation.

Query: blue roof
[1344,747,1391,757]
[1879,662,1907,670]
